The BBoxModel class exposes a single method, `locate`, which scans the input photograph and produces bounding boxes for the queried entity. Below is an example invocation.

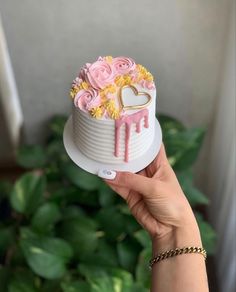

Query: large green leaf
[0,226,14,257]
[78,264,136,292]
[195,213,217,255]
[8,269,39,292]
[135,247,152,289]
[31,202,61,234]
[164,128,205,170]
[49,115,67,138]
[133,230,151,248]
[89,276,122,292]
[80,239,118,267]
[16,145,47,169]
[117,237,141,272]
[63,162,102,191]
[0,267,10,292]
[61,206,86,220]
[0,180,12,201]
[50,186,99,207]
[158,114,185,137]
[20,228,73,279]
[61,280,90,292]
[10,173,46,215]
[40,280,61,292]
[60,216,98,259]
[177,171,209,207]
[96,207,126,240]
[46,139,65,160]
[98,183,116,207]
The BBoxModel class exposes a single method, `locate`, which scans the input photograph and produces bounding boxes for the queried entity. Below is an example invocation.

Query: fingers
[146,143,169,177]
[107,171,156,196]
[156,143,169,165]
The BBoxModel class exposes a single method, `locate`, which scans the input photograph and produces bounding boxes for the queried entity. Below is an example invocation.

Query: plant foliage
[0,114,216,291]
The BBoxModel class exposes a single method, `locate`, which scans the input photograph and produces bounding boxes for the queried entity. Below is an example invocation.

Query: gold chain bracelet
[149,246,207,269]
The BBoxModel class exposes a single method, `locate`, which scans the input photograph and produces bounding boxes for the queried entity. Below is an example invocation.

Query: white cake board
[63,115,162,174]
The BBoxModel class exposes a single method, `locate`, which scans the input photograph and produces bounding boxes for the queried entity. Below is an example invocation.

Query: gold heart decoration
[118,85,152,111]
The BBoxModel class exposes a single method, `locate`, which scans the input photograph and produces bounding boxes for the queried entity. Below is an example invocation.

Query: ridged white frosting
[72,86,156,164]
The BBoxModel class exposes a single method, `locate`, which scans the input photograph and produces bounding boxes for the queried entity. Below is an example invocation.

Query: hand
[105,144,201,248]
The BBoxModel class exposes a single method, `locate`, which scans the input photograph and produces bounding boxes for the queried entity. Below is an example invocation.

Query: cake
[69,56,157,166]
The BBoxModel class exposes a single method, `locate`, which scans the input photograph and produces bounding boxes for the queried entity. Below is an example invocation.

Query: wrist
[152,221,202,256]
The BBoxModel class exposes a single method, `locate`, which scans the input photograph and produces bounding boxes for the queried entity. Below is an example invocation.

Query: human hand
[104,144,201,250]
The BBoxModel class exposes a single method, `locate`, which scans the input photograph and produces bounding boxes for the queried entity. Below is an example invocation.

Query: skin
[105,144,209,292]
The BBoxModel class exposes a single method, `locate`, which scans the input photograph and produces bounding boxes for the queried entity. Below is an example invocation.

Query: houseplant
[0,114,216,291]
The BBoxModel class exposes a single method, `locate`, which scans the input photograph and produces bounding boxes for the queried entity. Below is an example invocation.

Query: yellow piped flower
[136,64,154,81]
[123,74,132,85]
[109,108,120,120]
[104,99,120,120]
[70,81,90,98]
[115,76,125,87]
[80,81,89,90]
[70,86,80,98]
[105,56,113,63]
[115,75,132,87]
[90,107,103,119]
[104,99,116,111]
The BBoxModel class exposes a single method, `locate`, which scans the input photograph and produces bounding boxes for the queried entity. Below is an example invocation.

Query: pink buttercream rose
[79,63,91,80]
[112,56,136,75]
[81,59,115,89]
[74,89,101,112]
[139,79,155,90]
[72,77,83,87]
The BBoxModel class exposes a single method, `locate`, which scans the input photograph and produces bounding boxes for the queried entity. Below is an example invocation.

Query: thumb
[107,171,156,196]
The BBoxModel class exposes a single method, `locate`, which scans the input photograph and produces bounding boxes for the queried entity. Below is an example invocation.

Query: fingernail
[98,169,116,180]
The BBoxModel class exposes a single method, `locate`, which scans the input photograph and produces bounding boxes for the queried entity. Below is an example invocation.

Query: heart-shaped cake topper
[118,85,152,111]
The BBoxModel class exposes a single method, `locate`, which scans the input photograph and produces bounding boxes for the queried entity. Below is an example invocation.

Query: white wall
[0,0,231,143]
[206,1,235,291]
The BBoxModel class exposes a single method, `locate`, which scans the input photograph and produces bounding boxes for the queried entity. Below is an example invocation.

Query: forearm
[151,220,209,292]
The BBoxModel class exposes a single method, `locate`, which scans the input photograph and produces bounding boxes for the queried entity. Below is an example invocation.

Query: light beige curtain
[206,2,236,291]
[0,13,23,150]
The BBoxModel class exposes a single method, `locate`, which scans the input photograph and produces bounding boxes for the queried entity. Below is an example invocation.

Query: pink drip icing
[114,109,149,162]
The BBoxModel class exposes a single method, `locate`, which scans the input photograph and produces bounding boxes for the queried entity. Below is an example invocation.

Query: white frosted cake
[70,56,156,165]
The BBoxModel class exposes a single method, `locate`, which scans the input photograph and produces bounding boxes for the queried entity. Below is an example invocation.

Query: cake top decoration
[70,56,155,120]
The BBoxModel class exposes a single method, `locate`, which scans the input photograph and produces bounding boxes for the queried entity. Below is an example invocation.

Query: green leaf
[41,280,61,292]
[60,216,98,259]
[49,115,67,138]
[8,269,39,292]
[195,213,217,255]
[63,162,102,191]
[10,173,46,215]
[51,186,99,207]
[61,280,90,292]
[80,239,118,267]
[96,207,126,240]
[166,128,205,170]
[0,226,14,257]
[124,215,141,235]
[46,139,65,159]
[0,180,12,201]
[136,247,152,289]
[61,206,86,220]
[89,276,121,292]
[158,114,185,137]
[16,145,47,169]
[0,267,10,292]
[31,202,61,234]
[177,171,209,207]
[20,228,73,279]
[134,230,151,248]
[117,237,141,272]
[78,264,135,292]
[98,183,116,207]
